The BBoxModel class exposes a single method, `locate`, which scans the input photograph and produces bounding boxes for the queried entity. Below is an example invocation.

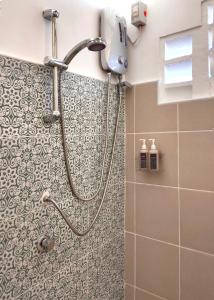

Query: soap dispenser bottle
[149,139,159,171]
[139,139,148,169]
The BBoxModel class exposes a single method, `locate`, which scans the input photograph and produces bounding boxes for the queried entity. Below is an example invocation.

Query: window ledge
[164,80,192,88]
[165,54,192,64]
[158,94,214,105]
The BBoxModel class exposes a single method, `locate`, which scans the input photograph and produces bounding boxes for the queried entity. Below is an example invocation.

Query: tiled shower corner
[125,81,214,300]
[0,55,125,299]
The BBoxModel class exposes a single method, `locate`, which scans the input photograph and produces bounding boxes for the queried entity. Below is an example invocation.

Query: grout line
[125,283,168,300]
[134,182,178,189]
[135,287,168,300]
[179,245,214,257]
[126,231,179,247]
[124,230,214,258]
[177,129,214,133]
[124,85,127,237]
[124,101,127,297]
[133,85,137,300]
[125,180,214,194]
[179,187,214,194]
[127,131,177,134]
[126,181,179,189]
[177,103,181,300]
[126,129,214,135]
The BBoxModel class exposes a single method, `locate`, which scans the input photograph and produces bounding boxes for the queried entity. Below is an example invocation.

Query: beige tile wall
[125,81,214,300]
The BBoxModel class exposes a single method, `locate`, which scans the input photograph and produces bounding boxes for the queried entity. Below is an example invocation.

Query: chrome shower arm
[63,37,106,65]
[63,39,91,65]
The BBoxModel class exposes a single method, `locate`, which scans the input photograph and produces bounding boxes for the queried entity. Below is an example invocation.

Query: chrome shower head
[63,37,106,65]
[87,38,106,51]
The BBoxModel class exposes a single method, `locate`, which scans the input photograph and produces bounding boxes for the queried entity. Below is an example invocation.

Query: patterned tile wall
[0,55,125,299]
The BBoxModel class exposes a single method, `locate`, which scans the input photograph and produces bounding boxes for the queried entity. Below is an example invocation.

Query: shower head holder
[44,56,68,70]
[42,8,106,122]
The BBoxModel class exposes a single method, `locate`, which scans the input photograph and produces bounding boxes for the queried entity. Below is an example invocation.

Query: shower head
[87,38,106,51]
[63,37,106,65]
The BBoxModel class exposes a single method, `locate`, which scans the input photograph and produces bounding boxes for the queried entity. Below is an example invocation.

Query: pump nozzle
[149,139,156,150]
[139,139,147,150]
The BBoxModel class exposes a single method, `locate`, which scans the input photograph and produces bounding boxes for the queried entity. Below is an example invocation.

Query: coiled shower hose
[44,73,123,236]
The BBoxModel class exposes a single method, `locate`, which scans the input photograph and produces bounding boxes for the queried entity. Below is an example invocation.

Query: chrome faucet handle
[37,236,55,253]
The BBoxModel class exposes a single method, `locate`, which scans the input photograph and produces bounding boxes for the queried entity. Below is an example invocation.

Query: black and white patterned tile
[88,181,125,251]
[0,135,53,220]
[88,237,124,300]
[0,55,61,137]
[0,55,124,299]
[0,206,89,299]
[61,72,108,137]
[15,255,88,300]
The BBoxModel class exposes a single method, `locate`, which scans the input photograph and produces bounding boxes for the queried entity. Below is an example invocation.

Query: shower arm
[63,39,93,65]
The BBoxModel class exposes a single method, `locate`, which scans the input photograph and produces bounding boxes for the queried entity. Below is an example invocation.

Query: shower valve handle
[37,236,55,253]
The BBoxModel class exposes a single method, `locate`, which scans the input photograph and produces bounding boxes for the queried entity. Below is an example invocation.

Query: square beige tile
[125,232,135,285]
[136,236,179,300]
[179,132,214,191]
[181,248,214,300]
[136,288,163,300]
[179,99,214,131]
[136,184,179,244]
[180,189,214,254]
[125,87,135,133]
[126,134,135,182]
[125,284,135,300]
[125,183,135,232]
[135,82,177,133]
[135,133,178,187]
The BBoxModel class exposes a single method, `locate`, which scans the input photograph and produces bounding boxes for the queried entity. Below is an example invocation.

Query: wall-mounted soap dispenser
[149,139,159,171]
[139,139,148,169]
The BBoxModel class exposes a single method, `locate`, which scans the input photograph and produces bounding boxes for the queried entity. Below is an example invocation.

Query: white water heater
[100,8,128,75]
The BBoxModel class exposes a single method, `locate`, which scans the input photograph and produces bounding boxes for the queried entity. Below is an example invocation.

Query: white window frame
[163,35,193,87]
[207,4,214,77]
[158,0,214,104]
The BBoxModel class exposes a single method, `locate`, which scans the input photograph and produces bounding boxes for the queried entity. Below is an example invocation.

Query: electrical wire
[128,25,143,46]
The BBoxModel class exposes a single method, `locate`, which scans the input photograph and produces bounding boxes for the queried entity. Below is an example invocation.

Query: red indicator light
[144,10,147,17]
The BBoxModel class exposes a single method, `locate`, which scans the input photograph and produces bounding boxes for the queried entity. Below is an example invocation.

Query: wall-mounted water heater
[100,8,128,75]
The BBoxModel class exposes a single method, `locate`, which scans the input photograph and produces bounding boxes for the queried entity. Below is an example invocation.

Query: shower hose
[44,73,123,236]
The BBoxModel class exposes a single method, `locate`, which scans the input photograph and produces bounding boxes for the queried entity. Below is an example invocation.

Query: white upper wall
[0,0,110,80]
[0,0,202,82]
[126,0,203,84]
